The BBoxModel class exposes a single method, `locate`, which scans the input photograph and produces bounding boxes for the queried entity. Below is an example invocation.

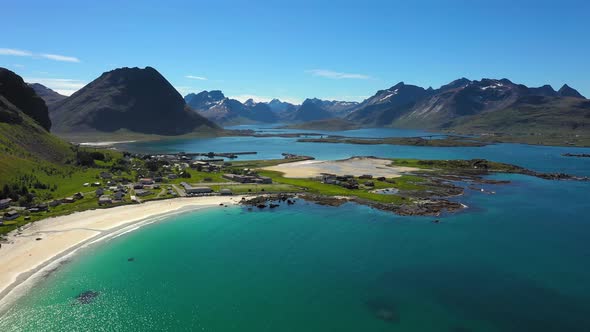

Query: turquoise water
[1,175,590,331]
[2,129,590,331]
[122,127,590,176]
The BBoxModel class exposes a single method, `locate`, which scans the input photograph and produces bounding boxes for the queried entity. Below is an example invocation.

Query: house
[33,204,48,212]
[0,198,12,210]
[133,183,144,189]
[220,188,233,196]
[114,191,124,200]
[73,192,84,200]
[359,174,373,179]
[100,172,113,179]
[91,182,101,187]
[98,195,112,205]
[95,188,105,196]
[63,197,75,203]
[256,176,272,184]
[180,182,212,195]
[167,174,178,180]
[135,189,151,197]
[3,210,19,221]
[139,178,154,185]
[49,200,61,207]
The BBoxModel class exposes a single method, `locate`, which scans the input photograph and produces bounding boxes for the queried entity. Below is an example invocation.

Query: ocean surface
[2,127,590,331]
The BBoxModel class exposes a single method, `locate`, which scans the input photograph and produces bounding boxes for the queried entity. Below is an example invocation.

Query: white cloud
[229,94,302,105]
[306,69,371,80]
[0,47,80,63]
[24,77,87,96]
[39,53,80,63]
[0,48,32,56]
[185,75,207,80]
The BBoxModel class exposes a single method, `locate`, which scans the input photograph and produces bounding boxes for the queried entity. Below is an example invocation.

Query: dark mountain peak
[244,98,256,107]
[185,90,226,110]
[51,66,218,134]
[389,82,405,90]
[558,84,585,99]
[267,98,297,113]
[529,84,557,97]
[302,98,323,105]
[27,83,67,108]
[207,90,225,100]
[439,78,472,92]
[0,67,51,131]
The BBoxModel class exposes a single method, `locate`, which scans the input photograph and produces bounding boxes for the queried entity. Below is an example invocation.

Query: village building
[100,172,113,179]
[95,188,105,196]
[49,200,61,207]
[63,197,75,203]
[0,198,12,210]
[114,191,124,200]
[135,189,151,197]
[180,182,213,195]
[98,195,112,205]
[139,178,154,185]
[3,210,19,221]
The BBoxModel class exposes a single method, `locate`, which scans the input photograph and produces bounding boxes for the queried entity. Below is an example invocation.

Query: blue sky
[1,0,588,103]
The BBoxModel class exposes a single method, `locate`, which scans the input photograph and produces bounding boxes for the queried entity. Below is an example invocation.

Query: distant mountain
[346,82,428,126]
[51,67,219,135]
[184,91,278,124]
[0,68,72,164]
[0,69,52,131]
[558,84,585,99]
[291,98,358,122]
[185,90,225,110]
[267,99,297,113]
[346,78,589,134]
[27,83,67,108]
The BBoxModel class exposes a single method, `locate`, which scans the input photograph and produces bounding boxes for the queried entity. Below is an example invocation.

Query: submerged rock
[75,290,100,304]
[127,257,135,262]
[365,298,400,323]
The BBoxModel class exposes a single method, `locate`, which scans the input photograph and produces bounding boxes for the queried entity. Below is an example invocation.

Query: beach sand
[263,157,420,178]
[0,196,246,307]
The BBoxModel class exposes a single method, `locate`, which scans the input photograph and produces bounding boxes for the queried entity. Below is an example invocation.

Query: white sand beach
[263,157,420,178]
[0,196,246,307]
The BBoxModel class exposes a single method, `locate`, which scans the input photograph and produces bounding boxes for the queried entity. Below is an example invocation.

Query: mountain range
[343,78,588,134]
[11,64,588,140]
[184,90,278,124]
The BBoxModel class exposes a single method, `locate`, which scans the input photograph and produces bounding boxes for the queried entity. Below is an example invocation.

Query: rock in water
[75,290,100,304]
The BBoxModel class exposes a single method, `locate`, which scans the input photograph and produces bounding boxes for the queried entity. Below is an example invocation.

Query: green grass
[257,170,411,204]
[209,183,298,194]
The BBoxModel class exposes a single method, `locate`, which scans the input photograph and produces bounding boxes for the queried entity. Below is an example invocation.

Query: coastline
[0,195,246,311]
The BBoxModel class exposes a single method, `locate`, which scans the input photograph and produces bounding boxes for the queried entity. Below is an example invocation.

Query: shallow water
[2,128,590,331]
[122,126,590,176]
[1,174,589,331]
